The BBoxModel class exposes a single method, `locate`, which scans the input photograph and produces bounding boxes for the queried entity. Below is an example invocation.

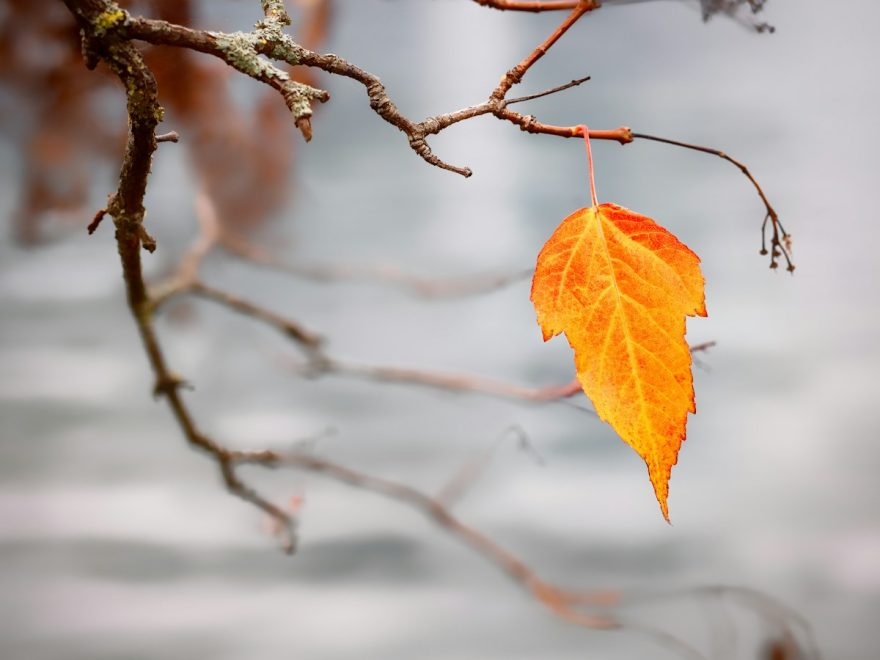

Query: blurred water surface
[1,1,879,658]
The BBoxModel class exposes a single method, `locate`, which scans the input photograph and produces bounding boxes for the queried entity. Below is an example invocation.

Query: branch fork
[211,28,329,141]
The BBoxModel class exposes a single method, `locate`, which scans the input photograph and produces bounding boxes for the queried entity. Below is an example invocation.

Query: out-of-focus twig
[620,585,820,660]
[221,232,534,299]
[437,425,544,508]
[230,443,619,629]
[689,340,717,354]
[313,358,586,403]
[158,191,721,410]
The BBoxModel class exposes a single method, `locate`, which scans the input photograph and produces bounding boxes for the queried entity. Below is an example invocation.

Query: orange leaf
[531,203,706,519]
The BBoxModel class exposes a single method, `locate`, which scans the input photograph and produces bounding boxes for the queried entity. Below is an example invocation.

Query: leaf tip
[648,460,672,522]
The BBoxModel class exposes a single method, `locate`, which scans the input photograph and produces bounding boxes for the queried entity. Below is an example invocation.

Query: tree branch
[222,232,534,298]
[632,132,793,271]
[492,1,599,99]
[63,0,300,553]
[506,76,592,105]
[472,0,581,12]
[120,2,624,178]
[228,445,618,630]
[311,358,588,404]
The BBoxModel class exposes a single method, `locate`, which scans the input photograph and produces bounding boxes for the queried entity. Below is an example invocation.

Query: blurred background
[1,0,878,658]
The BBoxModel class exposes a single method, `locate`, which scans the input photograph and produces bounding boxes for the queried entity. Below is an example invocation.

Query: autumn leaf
[531,203,706,519]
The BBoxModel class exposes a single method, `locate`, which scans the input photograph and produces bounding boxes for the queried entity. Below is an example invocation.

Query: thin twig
[493,1,599,99]
[620,585,821,660]
[472,0,580,11]
[279,343,713,409]
[616,619,710,660]
[319,357,586,403]
[633,132,794,272]
[230,446,618,629]
[87,207,106,235]
[190,282,323,350]
[689,340,717,354]
[437,425,544,508]
[506,76,591,105]
[222,234,534,298]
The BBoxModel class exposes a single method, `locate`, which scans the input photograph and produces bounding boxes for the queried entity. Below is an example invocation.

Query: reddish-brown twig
[473,0,580,11]
[230,445,618,629]
[493,1,599,98]
[86,207,106,235]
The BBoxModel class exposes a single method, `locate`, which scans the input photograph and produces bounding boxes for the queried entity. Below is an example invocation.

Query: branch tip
[505,75,591,105]
[156,130,179,143]
[153,372,188,398]
[295,116,313,142]
[87,208,107,235]
[137,224,157,253]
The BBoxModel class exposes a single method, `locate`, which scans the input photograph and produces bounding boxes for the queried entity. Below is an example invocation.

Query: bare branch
[166,194,527,299]
[120,4,627,178]
[437,425,544,508]
[506,76,592,105]
[193,283,324,350]
[315,358,586,403]
[632,132,793,271]
[619,584,820,660]
[148,193,322,353]
[689,340,717,354]
[155,130,179,143]
[229,445,618,629]
[278,342,715,410]
[492,1,599,99]
[497,107,633,142]
[222,234,534,299]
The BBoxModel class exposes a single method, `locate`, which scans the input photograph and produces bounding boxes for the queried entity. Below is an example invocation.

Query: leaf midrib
[593,208,657,441]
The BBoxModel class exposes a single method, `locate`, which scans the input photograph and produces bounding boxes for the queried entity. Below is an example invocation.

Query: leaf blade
[531,203,706,519]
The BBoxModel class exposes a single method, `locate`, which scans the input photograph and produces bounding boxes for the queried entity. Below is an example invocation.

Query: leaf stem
[578,124,599,207]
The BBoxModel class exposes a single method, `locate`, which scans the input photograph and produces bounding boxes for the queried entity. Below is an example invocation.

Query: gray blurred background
[1,0,879,658]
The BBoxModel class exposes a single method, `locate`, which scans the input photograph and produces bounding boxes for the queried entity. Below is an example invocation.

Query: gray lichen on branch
[205,27,329,141]
[120,1,627,177]
[260,0,292,26]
